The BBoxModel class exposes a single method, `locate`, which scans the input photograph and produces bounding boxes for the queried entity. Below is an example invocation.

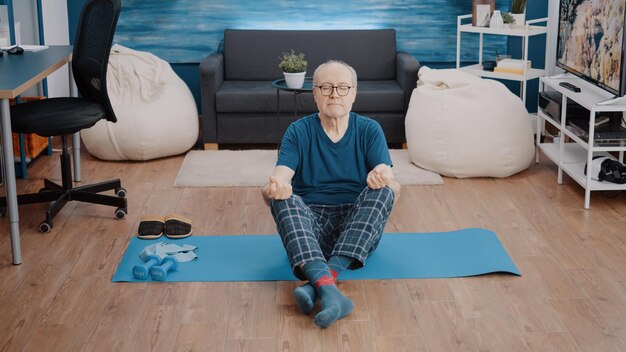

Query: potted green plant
[501,11,514,26]
[279,49,307,89]
[510,0,527,27]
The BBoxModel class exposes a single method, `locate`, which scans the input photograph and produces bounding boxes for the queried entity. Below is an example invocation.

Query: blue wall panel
[67,0,547,112]
[71,0,508,64]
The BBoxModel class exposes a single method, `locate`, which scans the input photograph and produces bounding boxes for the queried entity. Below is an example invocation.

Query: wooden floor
[0,147,625,352]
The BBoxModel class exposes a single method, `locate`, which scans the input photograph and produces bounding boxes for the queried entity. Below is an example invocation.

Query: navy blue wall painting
[73,0,509,64]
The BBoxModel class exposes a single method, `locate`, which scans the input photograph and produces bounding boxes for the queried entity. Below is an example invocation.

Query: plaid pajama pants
[270,186,395,280]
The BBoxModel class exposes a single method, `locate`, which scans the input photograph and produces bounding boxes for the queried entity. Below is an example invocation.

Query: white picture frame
[475,4,491,27]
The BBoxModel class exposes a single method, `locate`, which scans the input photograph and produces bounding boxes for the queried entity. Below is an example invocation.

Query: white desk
[0,45,76,264]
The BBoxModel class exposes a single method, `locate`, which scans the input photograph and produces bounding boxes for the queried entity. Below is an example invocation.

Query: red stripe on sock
[315,275,335,288]
[330,269,338,281]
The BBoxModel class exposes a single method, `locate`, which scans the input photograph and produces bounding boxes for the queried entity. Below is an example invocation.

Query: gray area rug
[174,149,443,187]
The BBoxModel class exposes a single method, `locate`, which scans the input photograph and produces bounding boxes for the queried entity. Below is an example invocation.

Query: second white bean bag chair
[81,44,198,161]
[405,67,534,178]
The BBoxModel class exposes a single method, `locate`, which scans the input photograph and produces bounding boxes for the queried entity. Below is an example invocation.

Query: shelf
[538,142,626,191]
[458,23,548,37]
[537,74,626,207]
[456,15,548,104]
[541,75,626,112]
[537,110,560,130]
[537,109,589,150]
[460,64,544,81]
[537,110,626,152]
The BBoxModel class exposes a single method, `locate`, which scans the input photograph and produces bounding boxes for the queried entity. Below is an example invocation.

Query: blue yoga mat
[112,228,520,282]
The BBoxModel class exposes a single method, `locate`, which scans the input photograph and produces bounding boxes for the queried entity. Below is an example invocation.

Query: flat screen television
[556,0,626,96]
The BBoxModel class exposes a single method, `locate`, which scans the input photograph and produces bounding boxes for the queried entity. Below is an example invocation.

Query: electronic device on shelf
[539,89,626,140]
[567,115,626,141]
[556,0,626,98]
[559,82,580,92]
[538,90,592,122]
[538,91,562,121]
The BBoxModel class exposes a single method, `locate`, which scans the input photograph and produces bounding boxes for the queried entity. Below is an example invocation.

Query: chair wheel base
[115,188,127,198]
[115,208,127,219]
[39,221,52,233]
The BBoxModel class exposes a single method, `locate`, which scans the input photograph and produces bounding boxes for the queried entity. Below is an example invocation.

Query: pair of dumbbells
[132,255,179,281]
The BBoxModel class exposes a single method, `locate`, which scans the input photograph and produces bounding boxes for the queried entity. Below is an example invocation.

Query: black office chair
[0,0,126,233]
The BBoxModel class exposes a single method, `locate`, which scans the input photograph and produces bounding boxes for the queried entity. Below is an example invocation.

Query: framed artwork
[472,0,495,27]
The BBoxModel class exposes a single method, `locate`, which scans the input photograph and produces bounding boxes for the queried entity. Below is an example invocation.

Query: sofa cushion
[224,29,397,81]
[216,80,405,114]
[216,81,277,113]
[353,81,404,112]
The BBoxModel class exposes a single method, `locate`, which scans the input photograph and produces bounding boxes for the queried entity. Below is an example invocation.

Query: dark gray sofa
[199,29,420,148]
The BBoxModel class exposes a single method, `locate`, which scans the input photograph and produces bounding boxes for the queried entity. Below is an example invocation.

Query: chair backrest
[72,0,121,122]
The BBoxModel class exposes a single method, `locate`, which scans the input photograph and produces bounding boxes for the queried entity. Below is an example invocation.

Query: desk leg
[69,64,81,182]
[1,98,22,264]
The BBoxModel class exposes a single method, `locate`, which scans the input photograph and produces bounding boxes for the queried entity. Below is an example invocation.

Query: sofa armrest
[395,52,420,113]
[199,53,225,144]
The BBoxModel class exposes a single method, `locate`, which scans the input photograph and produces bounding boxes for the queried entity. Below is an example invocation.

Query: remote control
[559,82,581,92]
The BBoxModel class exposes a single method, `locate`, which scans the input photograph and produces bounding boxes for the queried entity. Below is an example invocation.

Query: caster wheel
[115,207,127,219]
[115,187,127,198]
[0,206,6,216]
[39,221,52,233]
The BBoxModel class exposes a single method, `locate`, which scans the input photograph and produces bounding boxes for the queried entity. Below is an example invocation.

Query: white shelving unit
[456,14,548,104]
[537,74,626,209]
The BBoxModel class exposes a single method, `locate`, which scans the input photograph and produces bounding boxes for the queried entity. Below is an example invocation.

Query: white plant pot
[283,72,306,89]
[511,12,526,28]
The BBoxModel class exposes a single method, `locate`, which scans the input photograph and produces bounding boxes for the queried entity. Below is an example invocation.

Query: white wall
[13,0,37,45]
[12,0,70,97]
[41,0,70,98]
[12,0,37,96]
[545,0,562,76]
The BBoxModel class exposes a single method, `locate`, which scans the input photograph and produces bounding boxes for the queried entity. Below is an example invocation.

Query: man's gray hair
[313,60,358,87]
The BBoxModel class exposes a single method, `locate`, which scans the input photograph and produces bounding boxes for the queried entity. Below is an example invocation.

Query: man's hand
[262,166,295,206]
[366,164,401,203]
[267,175,293,200]
[366,164,393,189]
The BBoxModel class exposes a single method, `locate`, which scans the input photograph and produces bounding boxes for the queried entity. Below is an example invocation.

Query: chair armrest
[199,53,224,143]
[395,52,420,113]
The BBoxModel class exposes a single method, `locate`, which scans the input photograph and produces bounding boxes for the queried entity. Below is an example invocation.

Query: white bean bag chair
[82,44,198,161]
[405,67,534,178]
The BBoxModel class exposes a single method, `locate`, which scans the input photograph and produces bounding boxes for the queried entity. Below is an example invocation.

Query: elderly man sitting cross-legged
[262,60,400,328]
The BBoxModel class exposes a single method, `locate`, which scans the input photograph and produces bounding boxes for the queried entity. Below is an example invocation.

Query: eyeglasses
[315,85,352,96]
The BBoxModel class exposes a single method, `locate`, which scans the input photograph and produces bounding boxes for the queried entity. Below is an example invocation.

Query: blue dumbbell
[150,256,179,281]
[133,254,161,280]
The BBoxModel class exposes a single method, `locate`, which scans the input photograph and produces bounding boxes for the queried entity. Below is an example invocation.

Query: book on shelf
[496,58,531,69]
[493,66,527,74]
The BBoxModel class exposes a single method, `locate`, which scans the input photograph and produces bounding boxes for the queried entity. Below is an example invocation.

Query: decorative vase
[511,12,526,28]
[489,10,504,29]
[283,72,306,89]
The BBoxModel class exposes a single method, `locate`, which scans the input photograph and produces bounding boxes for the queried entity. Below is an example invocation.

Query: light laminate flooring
[0,147,625,352]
